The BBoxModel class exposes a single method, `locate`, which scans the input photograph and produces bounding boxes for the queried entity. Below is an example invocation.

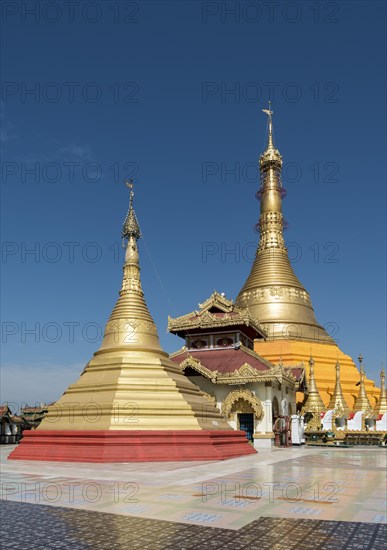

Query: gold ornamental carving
[198,291,234,312]
[304,412,322,431]
[180,356,218,381]
[222,389,264,420]
[331,406,346,438]
[168,291,266,337]
[270,287,284,297]
[105,318,155,333]
[177,350,298,389]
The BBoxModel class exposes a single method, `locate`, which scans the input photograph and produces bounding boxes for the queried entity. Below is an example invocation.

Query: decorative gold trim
[180,356,218,381]
[168,292,267,337]
[221,389,264,420]
[198,291,234,312]
[179,353,297,387]
[216,361,297,387]
[330,406,347,436]
[304,412,322,431]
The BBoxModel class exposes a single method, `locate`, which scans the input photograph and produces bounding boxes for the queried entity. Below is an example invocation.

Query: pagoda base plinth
[8,430,256,462]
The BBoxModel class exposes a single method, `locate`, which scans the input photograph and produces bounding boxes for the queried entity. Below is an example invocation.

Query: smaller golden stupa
[352,355,372,413]
[374,368,387,415]
[302,356,326,417]
[327,360,350,416]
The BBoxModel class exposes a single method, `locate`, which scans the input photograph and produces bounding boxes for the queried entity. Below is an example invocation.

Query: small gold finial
[122,179,141,243]
[262,100,273,118]
[358,353,364,375]
[262,101,274,148]
[125,179,135,204]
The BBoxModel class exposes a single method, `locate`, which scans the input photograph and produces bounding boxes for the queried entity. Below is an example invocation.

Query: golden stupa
[236,105,379,409]
[10,182,254,462]
[302,356,326,417]
[327,361,350,416]
[352,355,372,413]
[373,368,387,415]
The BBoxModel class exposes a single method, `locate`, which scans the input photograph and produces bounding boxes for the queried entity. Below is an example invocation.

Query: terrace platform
[1,445,386,548]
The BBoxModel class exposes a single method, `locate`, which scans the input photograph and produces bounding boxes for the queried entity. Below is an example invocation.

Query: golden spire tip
[122,179,141,243]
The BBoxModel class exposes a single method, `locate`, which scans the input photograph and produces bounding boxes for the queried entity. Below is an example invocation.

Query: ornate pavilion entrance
[168,292,301,448]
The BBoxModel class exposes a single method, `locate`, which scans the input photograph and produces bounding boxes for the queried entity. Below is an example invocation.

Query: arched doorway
[231,399,255,441]
[222,389,264,442]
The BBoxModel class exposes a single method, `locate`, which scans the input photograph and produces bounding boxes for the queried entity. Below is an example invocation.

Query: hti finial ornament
[262,101,273,131]
[125,179,135,204]
[260,101,281,165]
[358,353,364,373]
[122,178,141,244]
[262,101,273,117]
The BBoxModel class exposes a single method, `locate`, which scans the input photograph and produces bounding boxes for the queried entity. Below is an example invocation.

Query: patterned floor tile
[1,501,386,549]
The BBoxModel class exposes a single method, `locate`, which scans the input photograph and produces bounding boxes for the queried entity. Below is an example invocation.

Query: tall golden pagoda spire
[327,360,350,415]
[302,355,326,416]
[235,105,333,343]
[352,354,372,413]
[373,366,387,415]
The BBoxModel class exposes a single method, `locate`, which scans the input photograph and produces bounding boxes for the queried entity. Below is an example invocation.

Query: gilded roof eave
[168,308,267,339]
[168,291,267,339]
[175,348,298,388]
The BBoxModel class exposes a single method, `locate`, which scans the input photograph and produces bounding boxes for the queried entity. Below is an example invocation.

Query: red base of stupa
[8,430,256,462]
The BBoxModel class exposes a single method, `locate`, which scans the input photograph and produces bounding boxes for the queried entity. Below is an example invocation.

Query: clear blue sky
[1,1,386,408]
